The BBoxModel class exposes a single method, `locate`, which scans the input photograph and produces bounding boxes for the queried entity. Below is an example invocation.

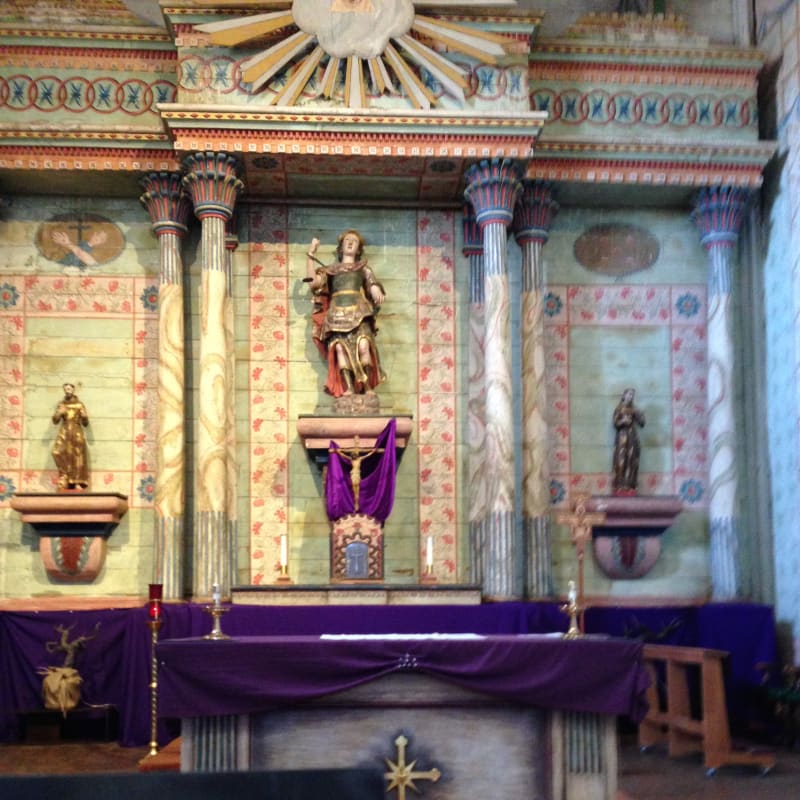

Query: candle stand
[203,601,231,640]
[145,584,163,758]
[560,599,583,640]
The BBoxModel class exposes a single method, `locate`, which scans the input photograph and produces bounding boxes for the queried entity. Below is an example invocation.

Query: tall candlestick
[426,536,433,568]
[280,533,288,569]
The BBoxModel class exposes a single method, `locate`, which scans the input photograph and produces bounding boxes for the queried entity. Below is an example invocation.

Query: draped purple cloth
[0,601,777,746]
[156,634,650,723]
[326,418,396,521]
[0,606,178,747]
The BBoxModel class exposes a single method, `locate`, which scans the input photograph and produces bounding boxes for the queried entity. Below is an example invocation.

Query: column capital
[182,152,244,221]
[140,172,192,237]
[513,179,559,245]
[461,204,483,257]
[464,158,523,228]
[691,185,751,249]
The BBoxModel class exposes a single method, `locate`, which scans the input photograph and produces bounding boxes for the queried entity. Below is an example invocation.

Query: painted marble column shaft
[464,159,522,600]
[463,206,486,585]
[513,180,558,598]
[183,152,243,601]
[691,186,750,600]
[225,218,239,588]
[139,172,192,601]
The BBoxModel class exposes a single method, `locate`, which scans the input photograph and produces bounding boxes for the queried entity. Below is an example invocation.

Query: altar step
[232,584,482,606]
[138,737,180,772]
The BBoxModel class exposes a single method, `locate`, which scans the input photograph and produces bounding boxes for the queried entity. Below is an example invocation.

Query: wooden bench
[638,644,775,775]
[19,704,118,743]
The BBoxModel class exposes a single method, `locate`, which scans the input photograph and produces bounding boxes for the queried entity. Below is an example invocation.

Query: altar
[157,634,649,800]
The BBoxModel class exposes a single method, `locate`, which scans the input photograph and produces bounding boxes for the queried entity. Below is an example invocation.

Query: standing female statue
[52,382,90,490]
[612,387,645,494]
[305,229,386,398]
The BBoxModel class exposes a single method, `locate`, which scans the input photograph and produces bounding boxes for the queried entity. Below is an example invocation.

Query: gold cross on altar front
[384,734,441,800]
[553,493,605,629]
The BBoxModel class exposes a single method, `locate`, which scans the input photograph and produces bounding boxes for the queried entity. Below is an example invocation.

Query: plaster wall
[0,193,714,601]
[755,0,800,662]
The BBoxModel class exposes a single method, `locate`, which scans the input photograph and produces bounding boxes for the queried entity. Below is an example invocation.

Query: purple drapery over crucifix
[326,418,397,522]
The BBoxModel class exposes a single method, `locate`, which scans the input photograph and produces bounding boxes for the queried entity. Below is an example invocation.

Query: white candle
[280,534,288,568]
[212,583,221,606]
[567,580,577,605]
[426,536,433,568]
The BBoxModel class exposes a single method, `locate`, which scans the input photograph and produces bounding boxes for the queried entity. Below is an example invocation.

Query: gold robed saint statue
[52,382,90,490]
[305,229,386,401]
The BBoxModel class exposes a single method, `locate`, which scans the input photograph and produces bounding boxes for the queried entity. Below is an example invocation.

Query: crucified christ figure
[330,435,384,512]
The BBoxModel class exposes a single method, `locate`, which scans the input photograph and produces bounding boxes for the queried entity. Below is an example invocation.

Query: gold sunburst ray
[410,16,509,64]
[320,55,341,98]
[195,11,295,47]
[240,30,315,90]
[270,45,325,106]
[345,56,366,108]
[395,33,468,103]
[382,42,434,110]
[367,56,395,95]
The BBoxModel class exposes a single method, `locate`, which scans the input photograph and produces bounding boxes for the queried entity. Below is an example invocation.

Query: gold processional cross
[553,493,605,632]
[384,734,441,800]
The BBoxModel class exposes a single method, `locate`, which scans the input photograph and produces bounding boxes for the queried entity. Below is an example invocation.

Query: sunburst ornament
[195,0,512,109]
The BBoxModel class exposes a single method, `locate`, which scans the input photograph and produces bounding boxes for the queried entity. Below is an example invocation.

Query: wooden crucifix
[553,494,605,632]
[329,435,384,512]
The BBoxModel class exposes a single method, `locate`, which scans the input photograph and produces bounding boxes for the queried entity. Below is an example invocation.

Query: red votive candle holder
[148,583,163,621]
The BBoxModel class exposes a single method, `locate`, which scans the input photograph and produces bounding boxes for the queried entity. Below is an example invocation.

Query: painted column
[463,205,486,585]
[139,172,192,601]
[691,186,750,599]
[512,179,558,598]
[224,217,239,588]
[464,159,523,600]
[182,152,244,601]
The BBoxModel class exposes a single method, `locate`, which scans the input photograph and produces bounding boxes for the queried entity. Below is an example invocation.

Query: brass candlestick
[203,600,230,640]
[560,580,583,640]
[146,616,162,756]
[145,583,163,758]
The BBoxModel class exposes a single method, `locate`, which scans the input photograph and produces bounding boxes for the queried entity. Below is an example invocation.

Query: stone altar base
[180,674,618,800]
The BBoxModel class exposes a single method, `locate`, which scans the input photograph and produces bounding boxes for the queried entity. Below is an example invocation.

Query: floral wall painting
[36,214,125,272]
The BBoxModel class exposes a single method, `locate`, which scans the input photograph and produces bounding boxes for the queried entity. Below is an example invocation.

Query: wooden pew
[638,644,775,775]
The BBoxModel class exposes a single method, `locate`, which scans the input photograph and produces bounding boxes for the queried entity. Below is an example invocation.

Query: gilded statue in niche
[305,229,386,413]
[52,382,90,491]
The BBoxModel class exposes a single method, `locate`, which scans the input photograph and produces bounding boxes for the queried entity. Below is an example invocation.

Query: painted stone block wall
[1,194,714,602]
[0,196,160,598]
[543,207,711,599]
[242,205,464,586]
[756,0,800,661]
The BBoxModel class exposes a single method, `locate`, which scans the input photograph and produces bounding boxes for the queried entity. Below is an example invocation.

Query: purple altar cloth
[156,634,650,723]
[0,601,776,746]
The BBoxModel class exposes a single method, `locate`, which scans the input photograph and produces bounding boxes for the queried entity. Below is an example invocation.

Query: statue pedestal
[297,414,414,460]
[297,415,413,583]
[10,492,128,582]
[585,495,682,579]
